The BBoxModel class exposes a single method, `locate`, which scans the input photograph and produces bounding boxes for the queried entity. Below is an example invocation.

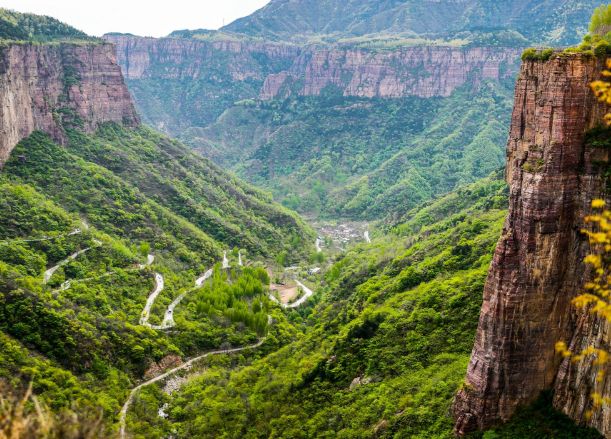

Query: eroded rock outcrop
[453,54,611,436]
[0,42,139,167]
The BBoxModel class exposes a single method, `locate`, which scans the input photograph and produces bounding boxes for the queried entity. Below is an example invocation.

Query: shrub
[580,42,592,51]
[594,40,611,56]
[564,47,583,53]
[540,49,554,61]
[585,50,596,59]
[521,48,538,61]
[584,34,593,43]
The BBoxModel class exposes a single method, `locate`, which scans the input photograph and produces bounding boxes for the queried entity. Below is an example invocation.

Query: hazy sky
[1,0,270,37]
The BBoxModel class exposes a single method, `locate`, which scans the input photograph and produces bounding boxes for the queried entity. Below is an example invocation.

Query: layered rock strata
[0,42,139,166]
[260,46,523,99]
[103,35,300,81]
[104,35,522,101]
[453,54,611,436]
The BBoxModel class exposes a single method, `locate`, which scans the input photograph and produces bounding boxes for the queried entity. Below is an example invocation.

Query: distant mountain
[222,0,598,45]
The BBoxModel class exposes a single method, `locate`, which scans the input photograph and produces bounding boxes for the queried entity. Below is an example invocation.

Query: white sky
[1,0,270,37]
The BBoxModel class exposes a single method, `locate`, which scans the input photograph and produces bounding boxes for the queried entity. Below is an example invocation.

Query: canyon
[103,34,522,132]
[0,42,139,166]
[453,53,611,436]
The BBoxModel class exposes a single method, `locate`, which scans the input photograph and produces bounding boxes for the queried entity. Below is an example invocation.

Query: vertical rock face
[261,46,523,100]
[103,35,301,81]
[453,54,610,435]
[0,42,140,167]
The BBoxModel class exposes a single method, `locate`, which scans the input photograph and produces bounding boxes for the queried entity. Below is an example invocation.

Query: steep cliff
[453,54,611,436]
[0,41,139,166]
[104,35,300,81]
[261,46,523,100]
[102,35,299,134]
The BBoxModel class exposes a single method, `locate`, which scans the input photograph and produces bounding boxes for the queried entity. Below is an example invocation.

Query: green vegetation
[118,172,508,438]
[222,0,597,46]
[122,46,296,133]
[195,80,513,219]
[466,392,603,439]
[5,125,313,264]
[0,94,312,434]
[590,4,611,37]
[0,9,95,42]
[195,266,271,335]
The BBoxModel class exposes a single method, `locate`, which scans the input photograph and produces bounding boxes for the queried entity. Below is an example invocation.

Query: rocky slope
[261,46,523,99]
[0,41,139,166]
[453,53,611,436]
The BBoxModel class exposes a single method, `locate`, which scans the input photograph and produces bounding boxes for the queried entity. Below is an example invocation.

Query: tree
[590,4,611,36]
[275,251,288,267]
[139,242,150,257]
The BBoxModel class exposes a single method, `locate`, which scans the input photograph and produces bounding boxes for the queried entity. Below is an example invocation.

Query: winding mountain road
[43,239,102,284]
[119,331,270,439]
[121,248,313,437]
[1,227,83,246]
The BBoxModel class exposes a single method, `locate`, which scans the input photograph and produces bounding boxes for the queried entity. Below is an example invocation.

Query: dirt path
[364,231,371,244]
[269,280,313,308]
[159,268,215,329]
[316,238,322,252]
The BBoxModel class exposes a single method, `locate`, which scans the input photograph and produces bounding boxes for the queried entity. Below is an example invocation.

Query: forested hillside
[194,79,513,219]
[0,8,94,42]
[0,110,314,437]
[0,12,320,435]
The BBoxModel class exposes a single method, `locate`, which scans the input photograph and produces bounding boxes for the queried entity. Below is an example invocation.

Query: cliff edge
[0,41,140,167]
[453,53,611,436]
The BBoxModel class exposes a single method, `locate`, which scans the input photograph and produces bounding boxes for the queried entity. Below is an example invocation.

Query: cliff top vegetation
[0,8,98,43]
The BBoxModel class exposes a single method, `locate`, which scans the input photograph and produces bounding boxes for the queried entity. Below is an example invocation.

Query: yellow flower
[592,199,606,209]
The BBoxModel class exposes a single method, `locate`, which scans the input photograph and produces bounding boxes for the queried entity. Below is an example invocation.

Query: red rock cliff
[453,54,611,435]
[0,42,140,167]
[261,46,523,99]
[103,35,300,81]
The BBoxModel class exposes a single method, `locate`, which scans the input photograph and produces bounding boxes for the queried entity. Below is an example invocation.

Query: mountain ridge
[221,0,598,45]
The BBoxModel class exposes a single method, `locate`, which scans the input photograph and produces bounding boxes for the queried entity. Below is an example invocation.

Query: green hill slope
[0,123,314,434]
[0,8,94,42]
[192,79,513,220]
